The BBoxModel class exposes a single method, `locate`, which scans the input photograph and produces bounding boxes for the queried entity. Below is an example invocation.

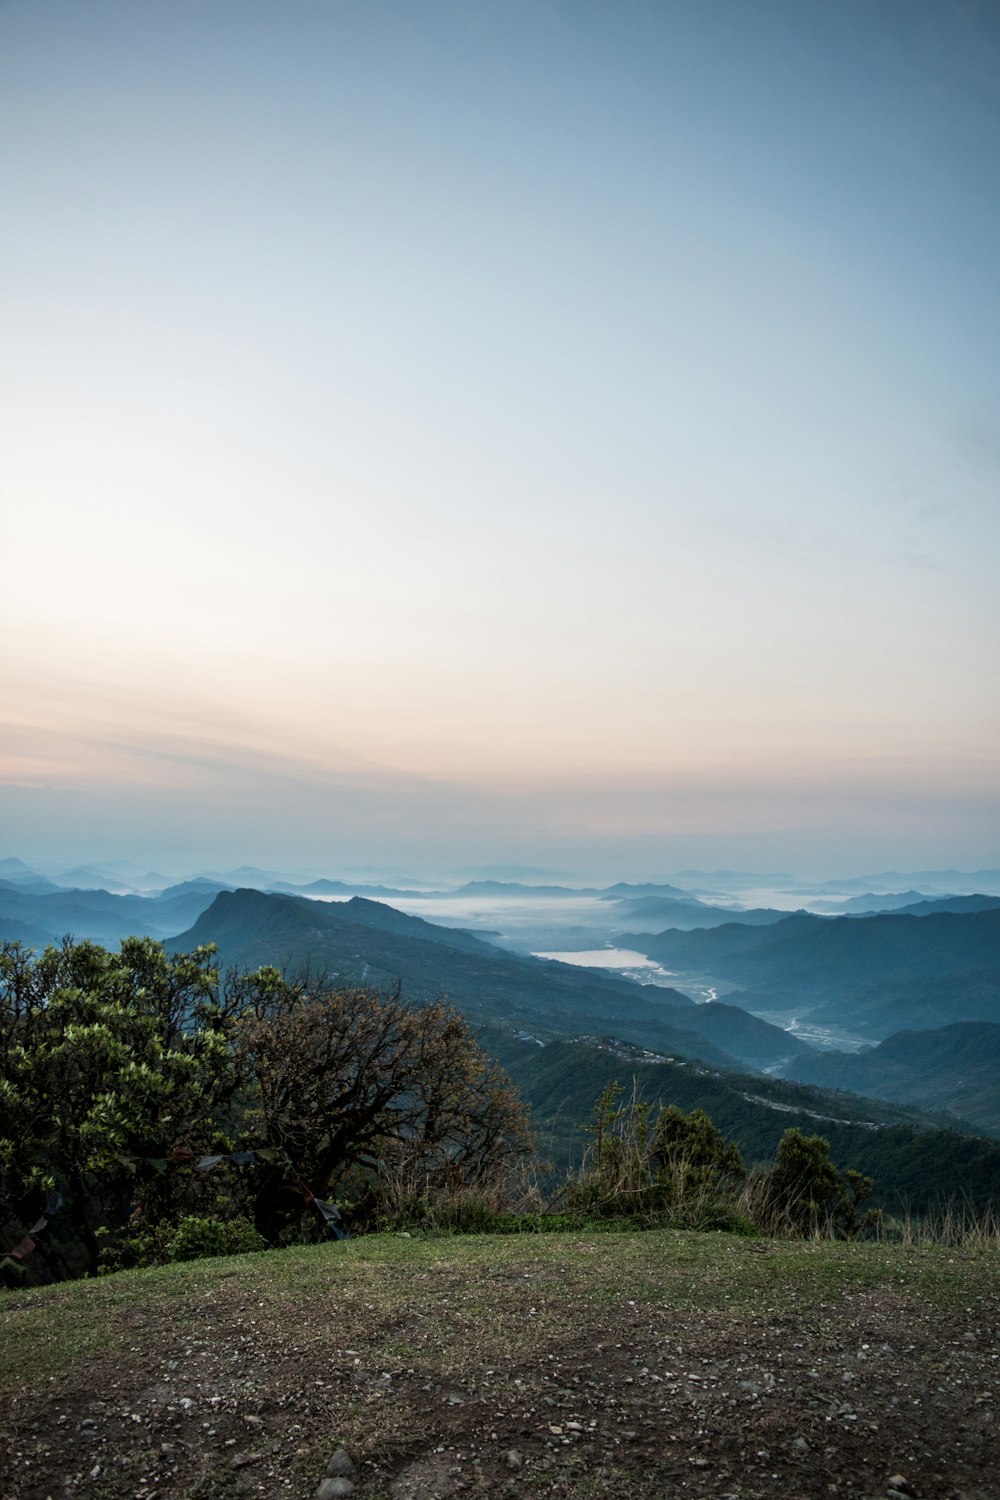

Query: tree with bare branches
[236,972,532,1238]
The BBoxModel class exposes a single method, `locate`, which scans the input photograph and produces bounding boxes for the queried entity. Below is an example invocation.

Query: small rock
[326,1450,356,1478]
[887,1483,915,1499]
[505,1450,523,1470]
[316,1480,355,1500]
[793,1436,809,1453]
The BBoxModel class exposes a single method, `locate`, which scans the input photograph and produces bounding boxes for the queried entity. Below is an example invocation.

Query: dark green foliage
[100,1214,265,1269]
[753,1129,877,1239]
[559,1084,747,1226]
[0,936,240,1277]
[493,1035,1000,1214]
[654,1102,745,1188]
[767,1129,842,1228]
[0,940,531,1280]
[558,1098,873,1240]
[785,1021,1000,1135]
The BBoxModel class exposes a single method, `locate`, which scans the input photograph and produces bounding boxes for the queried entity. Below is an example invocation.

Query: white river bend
[531,949,869,1052]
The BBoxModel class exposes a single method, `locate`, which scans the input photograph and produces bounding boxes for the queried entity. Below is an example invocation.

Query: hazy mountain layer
[0,880,228,947]
[889,894,1000,918]
[625,909,1000,1036]
[168,889,806,1072]
[609,894,789,932]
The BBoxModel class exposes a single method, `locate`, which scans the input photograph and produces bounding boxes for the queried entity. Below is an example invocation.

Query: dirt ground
[1,1232,997,1500]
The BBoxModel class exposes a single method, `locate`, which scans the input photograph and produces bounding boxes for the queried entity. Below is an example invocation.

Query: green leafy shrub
[101,1214,265,1269]
[168,1215,265,1261]
[745,1129,879,1239]
[558,1084,747,1228]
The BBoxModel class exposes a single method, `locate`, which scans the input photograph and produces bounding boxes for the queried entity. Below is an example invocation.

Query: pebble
[314,1448,358,1498]
[326,1450,357,1478]
[316,1480,355,1500]
[505,1449,523,1470]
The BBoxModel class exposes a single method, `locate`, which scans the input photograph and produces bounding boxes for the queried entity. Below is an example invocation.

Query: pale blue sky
[2,0,998,878]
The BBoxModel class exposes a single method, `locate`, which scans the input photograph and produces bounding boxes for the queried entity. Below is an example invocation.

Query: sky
[2,0,999,881]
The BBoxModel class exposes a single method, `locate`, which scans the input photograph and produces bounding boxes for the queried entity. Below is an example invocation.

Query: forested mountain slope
[489,1033,1000,1213]
[169,889,806,1072]
[783,1021,1000,1135]
[626,908,1000,1034]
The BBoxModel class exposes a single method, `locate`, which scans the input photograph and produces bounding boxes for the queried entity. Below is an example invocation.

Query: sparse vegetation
[556,1083,750,1231]
[555,1085,884,1241]
[744,1125,878,1239]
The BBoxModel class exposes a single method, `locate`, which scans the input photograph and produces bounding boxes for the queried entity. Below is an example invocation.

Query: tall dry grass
[875,1196,1000,1249]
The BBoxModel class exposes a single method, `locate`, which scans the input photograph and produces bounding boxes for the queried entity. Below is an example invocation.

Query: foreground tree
[1,938,241,1275]
[236,973,533,1239]
[560,1089,881,1240]
[1,942,533,1275]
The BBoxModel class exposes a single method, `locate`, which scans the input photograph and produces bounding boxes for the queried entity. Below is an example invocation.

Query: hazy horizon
[3,1,998,876]
[6,848,1000,899]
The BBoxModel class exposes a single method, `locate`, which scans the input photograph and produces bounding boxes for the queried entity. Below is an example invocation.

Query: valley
[5,857,1000,1199]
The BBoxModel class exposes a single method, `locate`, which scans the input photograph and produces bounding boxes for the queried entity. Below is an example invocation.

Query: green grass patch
[3,1230,997,1398]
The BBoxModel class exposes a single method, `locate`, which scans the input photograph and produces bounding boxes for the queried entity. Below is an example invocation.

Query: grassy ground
[2,1230,998,1499]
